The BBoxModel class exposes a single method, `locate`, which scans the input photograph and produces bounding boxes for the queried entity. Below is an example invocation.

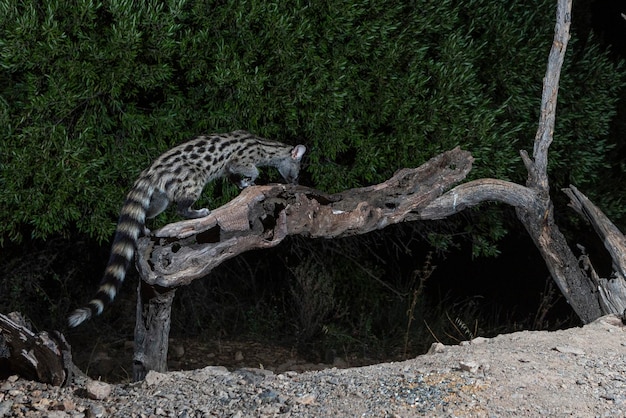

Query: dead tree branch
[526,0,572,192]
[419,179,539,219]
[512,0,604,322]
[136,147,473,289]
[420,0,612,324]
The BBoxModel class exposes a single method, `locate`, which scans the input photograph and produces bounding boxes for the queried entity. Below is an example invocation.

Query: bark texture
[132,281,177,382]
[564,186,626,314]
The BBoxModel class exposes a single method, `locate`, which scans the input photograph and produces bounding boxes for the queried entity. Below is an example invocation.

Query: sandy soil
[1,314,625,417]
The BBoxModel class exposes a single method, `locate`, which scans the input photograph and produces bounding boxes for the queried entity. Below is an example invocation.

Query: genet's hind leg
[142,190,171,235]
[173,183,209,218]
[177,198,210,218]
[146,190,170,219]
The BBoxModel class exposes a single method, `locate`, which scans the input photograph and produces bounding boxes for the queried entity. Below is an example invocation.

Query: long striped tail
[68,184,151,327]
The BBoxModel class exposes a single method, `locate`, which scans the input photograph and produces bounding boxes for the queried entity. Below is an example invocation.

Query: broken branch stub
[564,185,626,314]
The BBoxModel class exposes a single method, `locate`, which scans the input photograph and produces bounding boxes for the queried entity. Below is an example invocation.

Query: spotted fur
[68,130,306,327]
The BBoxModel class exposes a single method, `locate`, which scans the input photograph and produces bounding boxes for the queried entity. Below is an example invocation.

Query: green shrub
[1,0,622,245]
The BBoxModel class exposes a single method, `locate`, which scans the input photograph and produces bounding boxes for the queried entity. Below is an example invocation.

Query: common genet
[68,130,306,327]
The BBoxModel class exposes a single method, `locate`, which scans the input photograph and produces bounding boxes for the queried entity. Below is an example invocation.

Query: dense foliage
[1,0,622,244]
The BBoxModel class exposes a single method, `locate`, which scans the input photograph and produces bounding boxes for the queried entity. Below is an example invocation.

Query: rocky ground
[1,314,625,417]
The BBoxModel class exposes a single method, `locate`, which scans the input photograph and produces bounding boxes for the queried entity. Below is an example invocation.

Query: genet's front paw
[239,178,255,188]
[194,208,210,218]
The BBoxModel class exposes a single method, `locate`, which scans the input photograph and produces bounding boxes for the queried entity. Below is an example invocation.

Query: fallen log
[0,312,75,386]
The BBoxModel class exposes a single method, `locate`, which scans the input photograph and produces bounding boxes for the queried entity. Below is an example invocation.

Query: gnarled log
[132,147,473,380]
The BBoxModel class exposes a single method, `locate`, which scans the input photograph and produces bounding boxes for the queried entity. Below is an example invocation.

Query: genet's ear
[291,144,306,161]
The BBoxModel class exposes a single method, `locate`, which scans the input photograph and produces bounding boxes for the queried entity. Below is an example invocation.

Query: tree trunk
[516,202,603,322]
[132,280,176,382]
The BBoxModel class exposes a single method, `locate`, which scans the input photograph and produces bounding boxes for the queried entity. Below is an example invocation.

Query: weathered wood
[515,200,603,323]
[528,0,571,191]
[132,281,177,381]
[514,0,604,323]
[419,178,539,219]
[564,185,626,314]
[418,178,606,322]
[420,0,606,323]
[0,312,74,386]
[136,147,473,290]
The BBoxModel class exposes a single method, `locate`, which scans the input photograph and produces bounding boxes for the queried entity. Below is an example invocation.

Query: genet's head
[277,144,306,184]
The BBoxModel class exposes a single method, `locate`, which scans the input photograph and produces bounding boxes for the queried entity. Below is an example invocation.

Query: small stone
[0,401,14,417]
[259,389,279,403]
[62,398,76,411]
[32,397,53,410]
[144,370,169,386]
[189,366,230,383]
[85,380,112,400]
[459,360,480,373]
[471,337,489,345]
[295,393,316,405]
[427,342,445,354]
[235,351,244,361]
[554,346,585,356]
[259,404,281,415]
[7,375,18,383]
[46,411,69,418]
[86,404,106,418]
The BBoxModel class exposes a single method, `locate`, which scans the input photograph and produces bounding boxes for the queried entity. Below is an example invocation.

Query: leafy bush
[1,0,622,245]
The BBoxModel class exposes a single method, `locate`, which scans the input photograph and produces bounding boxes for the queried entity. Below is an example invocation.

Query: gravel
[1,314,625,417]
